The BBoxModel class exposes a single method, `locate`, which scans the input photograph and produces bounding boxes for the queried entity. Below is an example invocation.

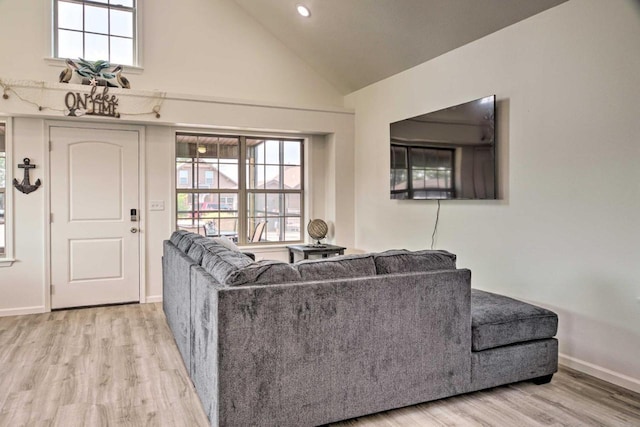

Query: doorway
[49,125,141,309]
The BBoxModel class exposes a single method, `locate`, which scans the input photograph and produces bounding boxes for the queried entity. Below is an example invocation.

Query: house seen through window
[54,0,136,66]
[176,133,303,244]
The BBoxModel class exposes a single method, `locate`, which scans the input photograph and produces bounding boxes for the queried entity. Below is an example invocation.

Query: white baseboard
[559,353,640,394]
[145,295,162,303]
[0,306,46,317]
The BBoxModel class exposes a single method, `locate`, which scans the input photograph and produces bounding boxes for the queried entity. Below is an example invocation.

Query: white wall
[0,0,355,310]
[0,93,354,310]
[0,0,343,107]
[0,118,47,315]
[345,0,640,390]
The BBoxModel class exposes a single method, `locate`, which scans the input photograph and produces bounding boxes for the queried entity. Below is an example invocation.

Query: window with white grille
[54,0,137,66]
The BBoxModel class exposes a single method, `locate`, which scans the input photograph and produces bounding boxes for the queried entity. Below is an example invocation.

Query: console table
[287,244,346,263]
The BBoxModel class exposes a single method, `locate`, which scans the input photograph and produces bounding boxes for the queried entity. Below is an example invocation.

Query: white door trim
[44,120,146,311]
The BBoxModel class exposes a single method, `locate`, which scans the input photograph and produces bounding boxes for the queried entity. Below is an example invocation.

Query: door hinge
[50,284,55,295]
[50,213,53,223]
[49,140,52,151]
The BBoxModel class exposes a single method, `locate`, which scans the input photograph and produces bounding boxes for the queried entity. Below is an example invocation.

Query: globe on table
[307,219,328,247]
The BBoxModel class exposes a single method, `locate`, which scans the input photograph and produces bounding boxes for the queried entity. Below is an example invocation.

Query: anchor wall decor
[13,158,41,194]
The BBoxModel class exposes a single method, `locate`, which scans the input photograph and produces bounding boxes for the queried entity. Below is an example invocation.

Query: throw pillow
[212,236,240,252]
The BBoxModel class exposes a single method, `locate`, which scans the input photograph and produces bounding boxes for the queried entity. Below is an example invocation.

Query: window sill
[44,57,144,74]
[0,258,16,268]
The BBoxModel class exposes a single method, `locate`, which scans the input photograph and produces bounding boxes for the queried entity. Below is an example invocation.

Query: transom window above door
[54,0,137,66]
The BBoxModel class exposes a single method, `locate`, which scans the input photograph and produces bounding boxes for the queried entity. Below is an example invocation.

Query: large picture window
[54,0,137,66]
[176,133,304,244]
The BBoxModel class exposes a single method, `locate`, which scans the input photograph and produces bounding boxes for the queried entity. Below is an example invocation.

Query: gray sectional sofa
[163,231,558,427]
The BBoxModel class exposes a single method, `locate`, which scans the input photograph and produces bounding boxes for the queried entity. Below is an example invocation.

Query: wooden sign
[64,85,120,118]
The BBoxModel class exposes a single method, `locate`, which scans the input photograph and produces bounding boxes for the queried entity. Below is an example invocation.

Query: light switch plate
[149,200,165,211]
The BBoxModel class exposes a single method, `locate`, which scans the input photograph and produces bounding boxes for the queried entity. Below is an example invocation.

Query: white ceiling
[230,0,568,94]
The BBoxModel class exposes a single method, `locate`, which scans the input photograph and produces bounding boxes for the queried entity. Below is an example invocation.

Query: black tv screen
[390,95,496,200]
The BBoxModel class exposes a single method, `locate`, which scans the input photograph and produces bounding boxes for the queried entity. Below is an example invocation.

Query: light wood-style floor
[0,303,638,427]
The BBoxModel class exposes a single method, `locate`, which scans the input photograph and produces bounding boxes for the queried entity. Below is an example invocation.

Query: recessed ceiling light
[297,5,311,17]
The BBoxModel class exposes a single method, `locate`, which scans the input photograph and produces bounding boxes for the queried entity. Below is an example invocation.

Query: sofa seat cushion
[295,254,376,281]
[471,289,558,351]
[373,249,456,275]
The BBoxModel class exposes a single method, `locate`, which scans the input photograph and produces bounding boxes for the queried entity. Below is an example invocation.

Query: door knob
[130,227,138,233]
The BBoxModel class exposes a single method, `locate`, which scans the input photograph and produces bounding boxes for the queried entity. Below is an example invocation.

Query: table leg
[289,250,294,263]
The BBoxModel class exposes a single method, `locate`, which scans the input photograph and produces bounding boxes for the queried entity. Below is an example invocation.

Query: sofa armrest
[162,240,197,372]
[242,252,255,261]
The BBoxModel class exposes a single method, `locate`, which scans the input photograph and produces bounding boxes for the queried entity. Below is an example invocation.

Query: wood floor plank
[0,303,638,427]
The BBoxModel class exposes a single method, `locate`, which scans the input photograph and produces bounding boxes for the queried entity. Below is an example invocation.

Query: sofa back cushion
[374,249,456,274]
[225,260,302,286]
[169,230,190,246]
[201,247,252,284]
[295,254,376,281]
[176,232,205,252]
[201,247,301,286]
[186,237,243,264]
[186,238,213,264]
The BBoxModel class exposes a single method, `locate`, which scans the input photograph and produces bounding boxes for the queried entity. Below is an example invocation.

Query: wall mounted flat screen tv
[390,95,497,200]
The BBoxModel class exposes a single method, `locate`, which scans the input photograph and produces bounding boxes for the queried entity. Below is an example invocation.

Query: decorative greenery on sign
[75,59,116,80]
[59,58,131,89]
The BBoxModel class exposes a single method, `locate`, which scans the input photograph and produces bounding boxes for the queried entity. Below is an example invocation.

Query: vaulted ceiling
[230,0,568,94]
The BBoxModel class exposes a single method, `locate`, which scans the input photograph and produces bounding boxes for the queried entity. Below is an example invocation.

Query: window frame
[175,132,305,246]
[391,143,455,200]
[245,138,304,244]
[0,118,14,267]
[52,0,139,67]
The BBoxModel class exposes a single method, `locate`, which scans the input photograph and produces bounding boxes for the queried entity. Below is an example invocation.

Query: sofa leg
[532,374,554,385]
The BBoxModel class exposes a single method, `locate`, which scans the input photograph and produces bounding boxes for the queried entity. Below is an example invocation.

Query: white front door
[50,126,140,309]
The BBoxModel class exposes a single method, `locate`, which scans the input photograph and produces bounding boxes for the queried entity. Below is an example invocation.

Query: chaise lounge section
[163,231,558,427]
